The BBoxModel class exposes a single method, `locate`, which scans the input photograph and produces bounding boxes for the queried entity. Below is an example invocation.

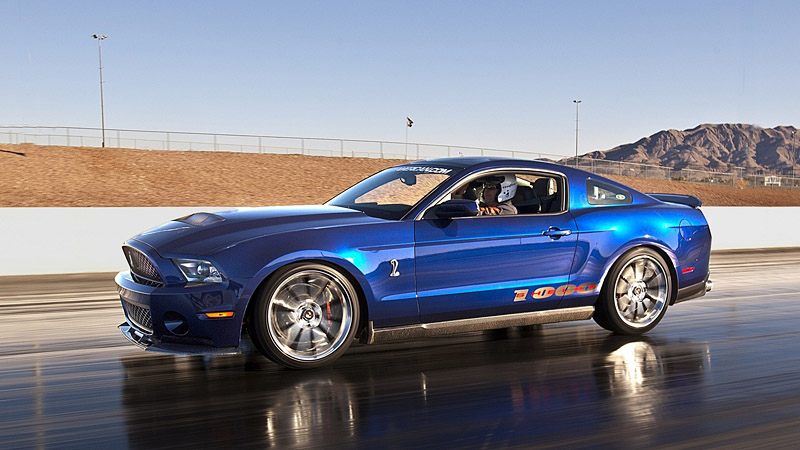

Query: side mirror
[430,199,479,219]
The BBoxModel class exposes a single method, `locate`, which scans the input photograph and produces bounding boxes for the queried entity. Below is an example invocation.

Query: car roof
[405,156,567,172]
[401,156,660,212]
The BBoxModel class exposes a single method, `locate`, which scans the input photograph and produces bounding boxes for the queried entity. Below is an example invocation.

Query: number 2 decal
[389,259,400,277]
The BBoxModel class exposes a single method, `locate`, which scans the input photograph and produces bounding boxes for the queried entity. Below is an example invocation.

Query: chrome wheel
[613,255,669,328]
[266,267,355,363]
[594,248,673,335]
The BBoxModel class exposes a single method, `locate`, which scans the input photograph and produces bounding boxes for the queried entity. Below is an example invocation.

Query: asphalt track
[2,249,800,449]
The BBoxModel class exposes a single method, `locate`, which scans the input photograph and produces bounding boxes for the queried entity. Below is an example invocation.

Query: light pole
[573,100,581,168]
[92,34,108,147]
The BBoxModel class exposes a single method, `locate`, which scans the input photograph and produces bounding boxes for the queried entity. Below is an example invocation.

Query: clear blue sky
[2,0,798,157]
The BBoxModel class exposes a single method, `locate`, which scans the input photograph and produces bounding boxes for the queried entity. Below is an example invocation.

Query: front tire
[251,263,360,369]
[594,248,672,335]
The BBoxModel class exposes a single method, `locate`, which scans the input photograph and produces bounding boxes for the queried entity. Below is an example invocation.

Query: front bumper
[116,270,249,354]
[119,321,239,355]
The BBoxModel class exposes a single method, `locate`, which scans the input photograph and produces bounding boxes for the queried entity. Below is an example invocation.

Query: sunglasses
[483,184,500,190]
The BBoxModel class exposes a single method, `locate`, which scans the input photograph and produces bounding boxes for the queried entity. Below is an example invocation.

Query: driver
[479,174,518,215]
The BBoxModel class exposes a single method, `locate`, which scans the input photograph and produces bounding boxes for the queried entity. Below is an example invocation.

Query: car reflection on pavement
[119,331,710,448]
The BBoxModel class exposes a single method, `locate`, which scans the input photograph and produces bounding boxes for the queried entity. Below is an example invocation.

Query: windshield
[327,165,457,220]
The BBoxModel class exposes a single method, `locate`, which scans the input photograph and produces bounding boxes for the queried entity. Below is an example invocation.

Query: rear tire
[250,263,360,369]
[594,248,672,335]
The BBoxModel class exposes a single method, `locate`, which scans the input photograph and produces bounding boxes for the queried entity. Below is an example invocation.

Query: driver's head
[482,181,500,201]
[483,174,517,202]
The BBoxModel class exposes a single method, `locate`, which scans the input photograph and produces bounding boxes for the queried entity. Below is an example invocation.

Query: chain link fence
[0,126,559,161]
[3,125,799,190]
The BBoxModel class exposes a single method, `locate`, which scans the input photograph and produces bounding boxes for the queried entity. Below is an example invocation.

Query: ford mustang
[116,157,712,369]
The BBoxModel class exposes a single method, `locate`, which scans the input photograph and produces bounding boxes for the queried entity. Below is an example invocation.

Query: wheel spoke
[617,294,632,313]
[318,320,339,342]
[297,275,311,298]
[638,302,647,320]
[296,328,314,351]
[639,261,649,280]
[311,327,333,348]
[645,275,663,291]
[623,307,635,322]
[306,327,327,349]
[622,265,635,282]
[311,325,329,346]
[306,274,327,299]
[285,324,304,349]
[635,260,646,280]
[277,314,299,331]
[617,276,631,295]
[272,297,300,312]
[643,261,657,281]
[284,285,306,304]
[324,317,342,328]
[311,279,331,303]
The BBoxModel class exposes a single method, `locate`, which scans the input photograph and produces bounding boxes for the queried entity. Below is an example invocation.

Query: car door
[413,170,578,323]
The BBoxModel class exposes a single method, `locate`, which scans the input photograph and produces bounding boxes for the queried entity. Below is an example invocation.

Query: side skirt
[363,306,595,345]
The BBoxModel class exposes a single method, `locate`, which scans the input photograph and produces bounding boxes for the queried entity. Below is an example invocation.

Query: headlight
[174,258,224,284]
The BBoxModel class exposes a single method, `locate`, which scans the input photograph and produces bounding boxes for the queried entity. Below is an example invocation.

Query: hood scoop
[176,212,226,226]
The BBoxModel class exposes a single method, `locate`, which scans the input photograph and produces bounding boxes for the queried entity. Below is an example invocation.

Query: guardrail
[3,125,798,189]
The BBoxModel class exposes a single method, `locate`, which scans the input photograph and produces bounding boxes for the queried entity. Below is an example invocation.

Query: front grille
[123,299,153,333]
[123,246,164,287]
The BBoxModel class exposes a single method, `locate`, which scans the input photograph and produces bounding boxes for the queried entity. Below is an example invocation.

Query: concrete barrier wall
[702,207,799,251]
[1,207,232,276]
[1,206,798,275]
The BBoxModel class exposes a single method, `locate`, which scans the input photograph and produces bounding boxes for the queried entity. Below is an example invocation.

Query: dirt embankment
[2,143,799,207]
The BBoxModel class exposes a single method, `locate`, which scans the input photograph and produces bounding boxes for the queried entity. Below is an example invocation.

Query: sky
[2,0,799,157]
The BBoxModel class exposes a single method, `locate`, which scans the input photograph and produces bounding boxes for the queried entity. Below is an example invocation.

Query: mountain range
[581,124,799,174]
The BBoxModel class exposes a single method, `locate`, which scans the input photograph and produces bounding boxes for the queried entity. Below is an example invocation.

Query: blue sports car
[116,157,712,369]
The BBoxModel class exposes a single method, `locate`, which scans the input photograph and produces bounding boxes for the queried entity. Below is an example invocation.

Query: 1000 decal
[513,282,598,302]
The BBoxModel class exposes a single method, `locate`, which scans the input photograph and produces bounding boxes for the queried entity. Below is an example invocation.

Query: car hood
[130,205,382,256]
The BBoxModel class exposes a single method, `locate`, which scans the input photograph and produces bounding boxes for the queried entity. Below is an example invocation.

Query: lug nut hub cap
[297,302,323,328]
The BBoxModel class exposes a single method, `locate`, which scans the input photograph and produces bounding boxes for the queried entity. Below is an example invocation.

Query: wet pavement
[2,249,800,448]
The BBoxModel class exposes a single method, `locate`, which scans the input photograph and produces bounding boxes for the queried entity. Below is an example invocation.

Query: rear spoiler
[648,193,702,208]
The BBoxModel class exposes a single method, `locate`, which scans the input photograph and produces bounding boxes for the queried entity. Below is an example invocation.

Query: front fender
[236,247,420,333]
[238,250,380,309]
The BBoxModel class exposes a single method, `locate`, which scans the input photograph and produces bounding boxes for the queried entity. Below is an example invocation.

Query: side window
[449,181,481,201]
[587,179,632,205]
[516,173,564,214]
[429,170,567,217]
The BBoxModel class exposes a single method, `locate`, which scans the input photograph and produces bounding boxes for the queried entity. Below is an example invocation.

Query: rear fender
[594,240,679,306]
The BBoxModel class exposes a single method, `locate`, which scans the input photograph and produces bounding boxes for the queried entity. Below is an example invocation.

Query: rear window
[587,180,632,205]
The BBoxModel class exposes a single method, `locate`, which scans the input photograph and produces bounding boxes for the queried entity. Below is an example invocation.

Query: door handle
[542,227,571,239]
